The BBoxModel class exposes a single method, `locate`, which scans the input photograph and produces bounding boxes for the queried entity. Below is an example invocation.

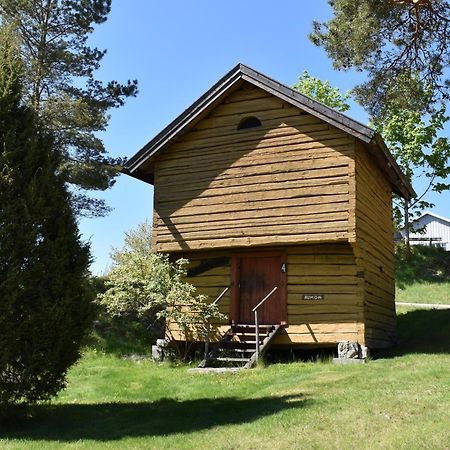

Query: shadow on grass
[1,394,308,442]
[381,308,450,357]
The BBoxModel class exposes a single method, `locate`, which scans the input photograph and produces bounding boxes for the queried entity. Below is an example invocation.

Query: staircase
[199,324,281,369]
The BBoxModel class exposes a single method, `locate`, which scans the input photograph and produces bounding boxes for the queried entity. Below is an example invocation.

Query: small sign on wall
[303,294,325,301]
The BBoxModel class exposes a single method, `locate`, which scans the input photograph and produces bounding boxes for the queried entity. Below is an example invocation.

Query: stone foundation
[335,341,370,362]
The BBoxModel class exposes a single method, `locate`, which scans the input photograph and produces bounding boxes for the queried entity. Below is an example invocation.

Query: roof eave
[371,134,416,200]
[125,64,245,175]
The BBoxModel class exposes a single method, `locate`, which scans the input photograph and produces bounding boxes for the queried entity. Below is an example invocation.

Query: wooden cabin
[124,64,415,358]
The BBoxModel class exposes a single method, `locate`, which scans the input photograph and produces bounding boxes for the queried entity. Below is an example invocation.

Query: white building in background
[399,211,450,251]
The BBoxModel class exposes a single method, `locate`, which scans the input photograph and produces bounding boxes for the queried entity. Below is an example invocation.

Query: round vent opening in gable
[237,116,262,130]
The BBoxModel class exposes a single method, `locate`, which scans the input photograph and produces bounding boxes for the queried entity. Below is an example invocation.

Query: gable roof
[416,211,450,225]
[123,63,416,199]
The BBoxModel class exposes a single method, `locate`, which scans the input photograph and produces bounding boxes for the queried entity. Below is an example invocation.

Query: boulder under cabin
[123,64,415,364]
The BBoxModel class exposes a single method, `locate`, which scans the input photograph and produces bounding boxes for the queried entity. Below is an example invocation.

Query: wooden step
[233,325,274,332]
[236,330,267,333]
[219,341,259,349]
[234,337,266,344]
[216,357,251,363]
[243,325,282,369]
[198,324,282,369]
[218,348,254,354]
[223,338,265,345]
[234,331,268,336]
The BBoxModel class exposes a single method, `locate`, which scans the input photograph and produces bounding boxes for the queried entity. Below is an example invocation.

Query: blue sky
[79,0,450,274]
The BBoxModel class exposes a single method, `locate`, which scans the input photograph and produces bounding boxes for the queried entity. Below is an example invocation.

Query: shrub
[98,222,225,359]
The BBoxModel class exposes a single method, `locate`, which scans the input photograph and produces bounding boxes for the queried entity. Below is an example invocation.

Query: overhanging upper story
[123,64,415,253]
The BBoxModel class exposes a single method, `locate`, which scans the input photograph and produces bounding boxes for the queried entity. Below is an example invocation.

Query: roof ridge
[238,64,375,138]
[123,63,415,199]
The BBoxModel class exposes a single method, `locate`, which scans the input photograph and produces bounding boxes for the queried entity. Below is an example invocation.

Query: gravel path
[396,302,450,310]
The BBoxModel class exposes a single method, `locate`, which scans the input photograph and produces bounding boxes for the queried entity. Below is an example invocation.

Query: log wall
[155,83,397,349]
[355,143,396,348]
[283,243,363,345]
[152,83,354,253]
[168,243,363,346]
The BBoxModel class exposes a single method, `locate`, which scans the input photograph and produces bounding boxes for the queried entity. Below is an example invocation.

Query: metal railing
[204,286,230,359]
[252,286,278,361]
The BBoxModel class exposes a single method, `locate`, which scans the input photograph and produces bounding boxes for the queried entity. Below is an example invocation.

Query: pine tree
[310,0,450,117]
[0,1,138,217]
[0,26,93,414]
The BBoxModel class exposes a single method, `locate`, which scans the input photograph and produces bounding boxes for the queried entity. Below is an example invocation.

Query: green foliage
[373,104,450,184]
[0,0,138,217]
[372,99,450,226]
[85,275,108,300]
[310,0,450,117]
[98,222,225,355]
[308,3,450,237]
[84,275,157,356]
[0,26,94,414]
[292,70,351,112]
[395,244,450,287]
[86,314,155,356]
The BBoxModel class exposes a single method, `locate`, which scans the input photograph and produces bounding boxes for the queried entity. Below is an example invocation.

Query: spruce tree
[0,26,93,414]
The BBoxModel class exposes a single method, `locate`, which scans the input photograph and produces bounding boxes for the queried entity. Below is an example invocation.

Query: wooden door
[232,252,287,325]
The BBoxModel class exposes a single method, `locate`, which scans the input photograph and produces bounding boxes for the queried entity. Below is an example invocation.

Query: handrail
[212,286,229,305]
[252,286,278,312]
[252,286,278,361]
[204,286,230,359]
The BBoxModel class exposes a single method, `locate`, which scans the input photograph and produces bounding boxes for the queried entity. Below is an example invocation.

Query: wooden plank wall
[282,243,362,345]
[355,143,396,348]
[167,244,363,346]
[152,82,354,253]
[167,250,231,341]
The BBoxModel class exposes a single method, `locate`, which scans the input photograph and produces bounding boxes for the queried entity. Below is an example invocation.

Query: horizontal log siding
[168,244,363,345]
[183,251,231,315]
[166,250,231,342]
[283,243,362,345]
[152,83,354,252]
[355,143,396,348]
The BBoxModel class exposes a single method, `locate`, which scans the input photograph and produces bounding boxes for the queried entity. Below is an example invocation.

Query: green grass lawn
[396,281,450,305]
[1,306,449,450]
